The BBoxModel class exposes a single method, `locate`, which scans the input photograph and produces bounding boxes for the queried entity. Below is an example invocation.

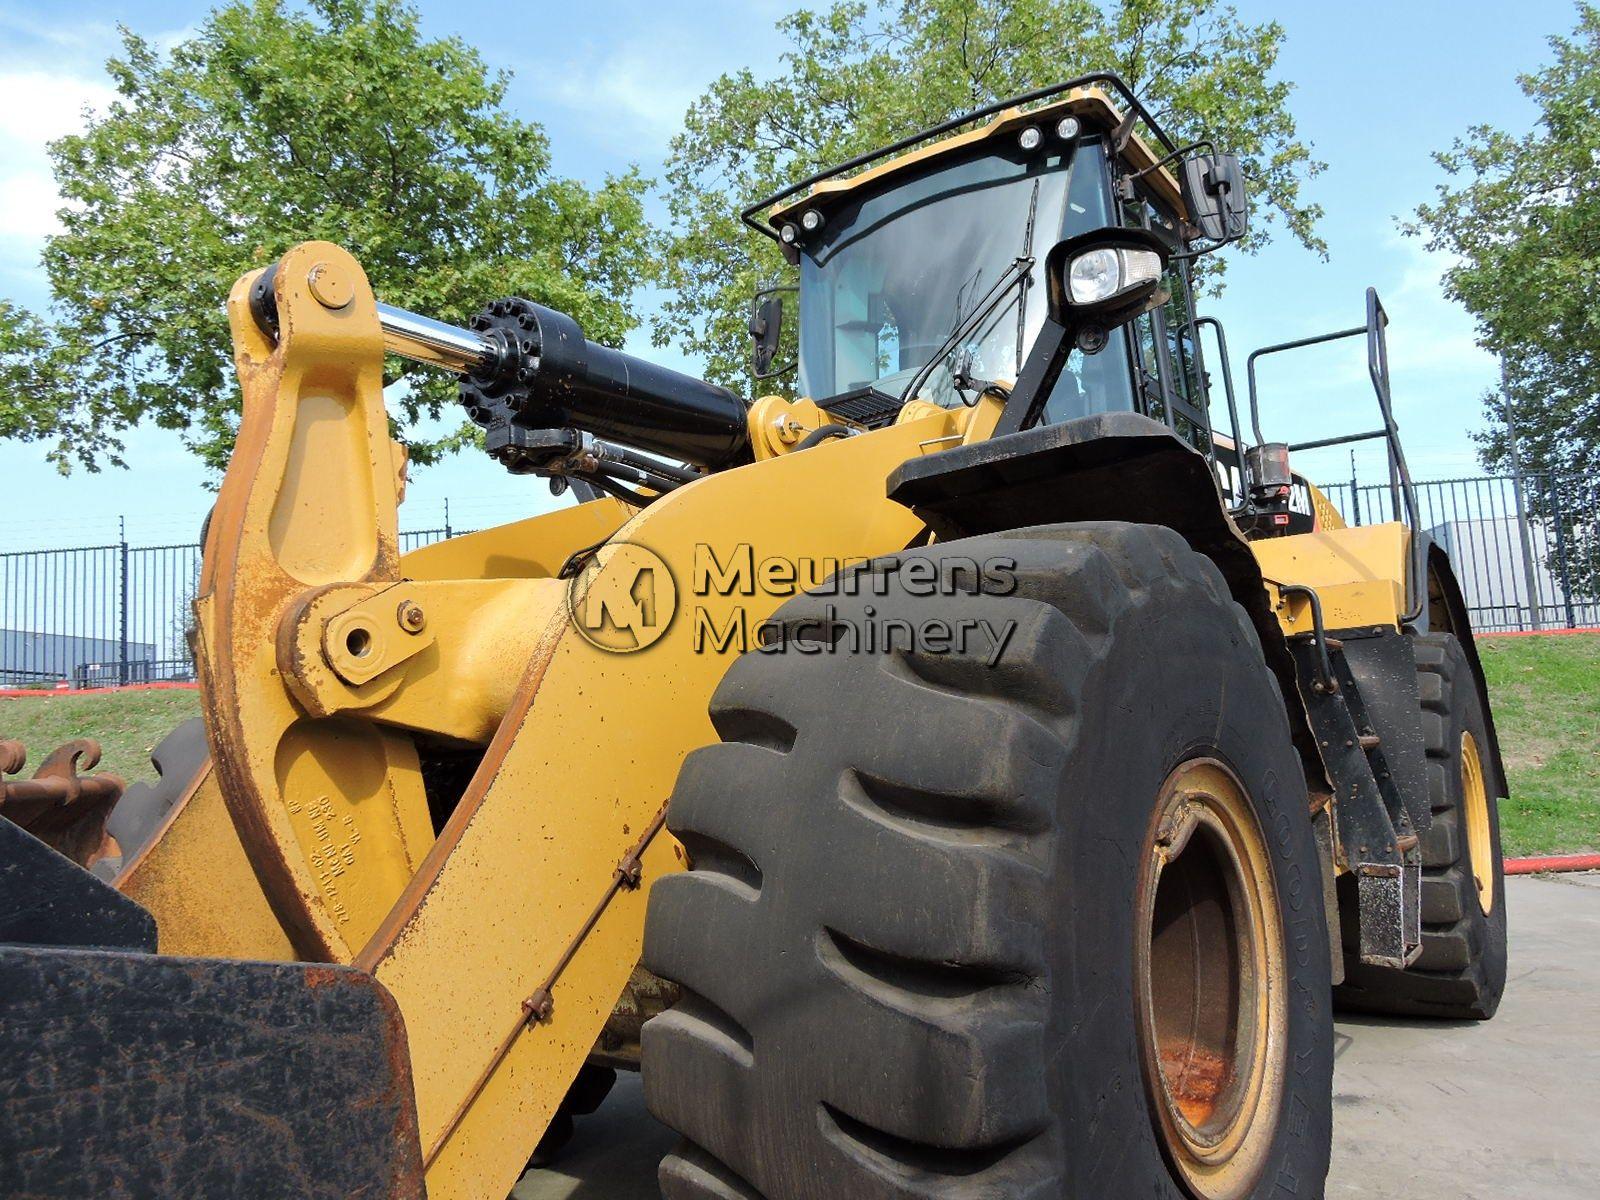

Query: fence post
[444,498,453,540]
[1545,479,1578,628]
[1348,452,1362,526]
[1499,361,1543,631]
[117,516,130,686]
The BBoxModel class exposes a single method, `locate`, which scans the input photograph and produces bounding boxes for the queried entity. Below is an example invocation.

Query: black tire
[1334,633,1508,1019]
[642,522,1333,1200]
[93,718,209,882]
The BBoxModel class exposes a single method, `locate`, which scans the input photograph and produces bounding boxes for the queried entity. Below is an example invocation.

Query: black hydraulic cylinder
[247,262,752,471]
[460,298,751,470]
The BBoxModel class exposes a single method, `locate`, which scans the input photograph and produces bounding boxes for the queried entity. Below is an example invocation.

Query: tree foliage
[655,0,1325,391]
[0,0,651,472]
[1410,3,1600,491]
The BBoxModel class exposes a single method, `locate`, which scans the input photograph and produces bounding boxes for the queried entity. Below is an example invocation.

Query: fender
[1418,539,1511,798]
[887,411,1327,789]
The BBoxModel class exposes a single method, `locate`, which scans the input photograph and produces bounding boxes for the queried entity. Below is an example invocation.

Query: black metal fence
[0,526,458,688]
[1320,472,1600,634]
[2,475,1596,687]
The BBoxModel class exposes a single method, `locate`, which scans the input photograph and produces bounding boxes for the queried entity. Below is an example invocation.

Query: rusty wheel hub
[1136,758,1288,1200]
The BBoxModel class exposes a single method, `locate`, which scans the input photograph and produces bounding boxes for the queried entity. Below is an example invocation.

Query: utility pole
[1500,359,1543,631]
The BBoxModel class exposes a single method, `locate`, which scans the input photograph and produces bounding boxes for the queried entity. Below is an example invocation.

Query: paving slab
[514,874,1600,1199]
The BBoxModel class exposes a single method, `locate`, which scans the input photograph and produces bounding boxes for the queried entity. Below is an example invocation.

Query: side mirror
[1046,227,1172,342]
[1179,152,1249,243]
[750,293,785,376]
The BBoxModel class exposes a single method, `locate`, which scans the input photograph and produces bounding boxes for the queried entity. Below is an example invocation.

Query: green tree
[0,0,651,473]
[1410,3,1600,493]
[655,0,1326,391]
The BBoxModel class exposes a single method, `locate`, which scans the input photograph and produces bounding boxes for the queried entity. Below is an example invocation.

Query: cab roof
[761,83,1187,235]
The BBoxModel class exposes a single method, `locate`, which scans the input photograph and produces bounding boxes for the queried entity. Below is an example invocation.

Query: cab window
[1120,189,1212,451]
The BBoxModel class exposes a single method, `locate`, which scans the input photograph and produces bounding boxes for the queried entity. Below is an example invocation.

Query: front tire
[642,523,1333,1199]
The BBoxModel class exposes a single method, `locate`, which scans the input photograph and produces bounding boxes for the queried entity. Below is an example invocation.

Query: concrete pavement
[513,874,1600,1199]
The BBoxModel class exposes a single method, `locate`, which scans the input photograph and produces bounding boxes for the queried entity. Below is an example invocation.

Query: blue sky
[0,0,1580,549]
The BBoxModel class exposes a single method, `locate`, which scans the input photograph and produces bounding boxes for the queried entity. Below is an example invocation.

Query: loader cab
[758,85,1233,472]
[786,130,1138,422]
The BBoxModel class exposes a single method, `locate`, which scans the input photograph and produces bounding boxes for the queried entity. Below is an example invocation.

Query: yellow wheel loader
[0,74,1509,1200]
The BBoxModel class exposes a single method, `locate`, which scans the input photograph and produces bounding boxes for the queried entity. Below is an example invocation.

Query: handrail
[1245,324,1365,446]
[1245,288,1426,623]
[1194,315,1245,507]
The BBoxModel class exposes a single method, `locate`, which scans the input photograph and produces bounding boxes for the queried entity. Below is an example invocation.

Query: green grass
[4,635,1596,855]
[1476,633,1600,857]
[1,689,201,788]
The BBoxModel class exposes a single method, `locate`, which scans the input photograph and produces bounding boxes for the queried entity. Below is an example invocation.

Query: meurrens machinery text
[689,544,1021,665]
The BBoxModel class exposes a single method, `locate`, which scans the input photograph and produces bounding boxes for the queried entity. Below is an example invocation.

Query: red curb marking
[1504,853,1600,875]
[0,682,200,699]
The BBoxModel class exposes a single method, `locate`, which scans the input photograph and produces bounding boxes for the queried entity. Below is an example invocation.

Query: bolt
[306,261,354,310]
[396,600,427,634]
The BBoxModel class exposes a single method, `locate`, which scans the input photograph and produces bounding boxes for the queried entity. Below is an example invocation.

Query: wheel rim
[1460,731,1495,915]
[1135,758,1288,1200]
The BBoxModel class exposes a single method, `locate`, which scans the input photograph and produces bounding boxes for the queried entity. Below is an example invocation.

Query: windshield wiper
[897,254,1035,406]
[1016,179,1041,374]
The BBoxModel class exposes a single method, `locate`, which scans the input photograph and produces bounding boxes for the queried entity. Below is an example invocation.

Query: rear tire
[642,523,1333,1200]
[1334,633,1507,1020]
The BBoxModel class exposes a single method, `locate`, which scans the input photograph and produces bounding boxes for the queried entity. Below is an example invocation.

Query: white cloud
[0,69,119,275]
[1281,232,1495,402]
[0,70,118,142]
[0,12,120,55]
[1379,233,1495,376]
[534,39,706,151]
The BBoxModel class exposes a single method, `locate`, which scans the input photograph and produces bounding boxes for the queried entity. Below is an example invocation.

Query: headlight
[1068,247,1164,304]
[1044,227,1172,331]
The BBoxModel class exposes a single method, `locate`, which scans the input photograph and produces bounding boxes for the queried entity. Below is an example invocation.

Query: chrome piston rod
[376,303,495,375]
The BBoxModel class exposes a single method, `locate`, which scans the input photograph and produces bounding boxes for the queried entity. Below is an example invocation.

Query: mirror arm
[1124,139,1216,183]
[754,356,798,381]
[991,318,1073,437]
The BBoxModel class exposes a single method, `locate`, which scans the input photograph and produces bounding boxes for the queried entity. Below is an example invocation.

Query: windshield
[797,137,1136,417]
